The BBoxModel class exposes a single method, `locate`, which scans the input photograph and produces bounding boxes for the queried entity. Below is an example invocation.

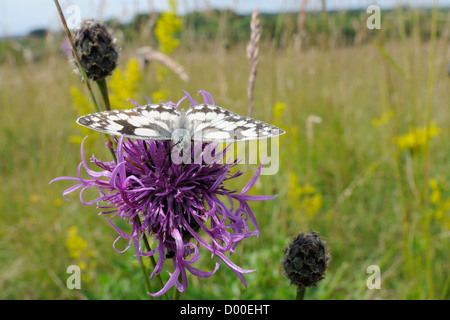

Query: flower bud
[73,19,118,81]
[283,231,330,288]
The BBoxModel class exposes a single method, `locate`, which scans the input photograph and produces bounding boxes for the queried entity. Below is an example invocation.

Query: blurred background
[0,0,449,299]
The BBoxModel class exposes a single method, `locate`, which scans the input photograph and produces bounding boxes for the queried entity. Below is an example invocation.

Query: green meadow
[0,5,449,299]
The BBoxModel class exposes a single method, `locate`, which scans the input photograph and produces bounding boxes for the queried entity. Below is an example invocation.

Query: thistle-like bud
[73,19,118,81]
[282,231,330,288]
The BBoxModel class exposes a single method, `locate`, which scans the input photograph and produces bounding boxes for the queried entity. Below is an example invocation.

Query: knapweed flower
[282,231,330,288]
[73,18,118,81]
[51,91,276,297]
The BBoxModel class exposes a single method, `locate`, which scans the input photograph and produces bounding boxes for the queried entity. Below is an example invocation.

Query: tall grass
[0,7,449,300]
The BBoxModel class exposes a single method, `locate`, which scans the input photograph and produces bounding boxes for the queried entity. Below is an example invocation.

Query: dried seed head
[73,19,118,81]
[282,231,330,288]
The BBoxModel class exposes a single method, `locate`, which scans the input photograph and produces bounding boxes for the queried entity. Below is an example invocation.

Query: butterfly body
[77,104,285,143]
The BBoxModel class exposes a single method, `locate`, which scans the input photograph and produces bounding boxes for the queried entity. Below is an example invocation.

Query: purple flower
[51,91,276,297]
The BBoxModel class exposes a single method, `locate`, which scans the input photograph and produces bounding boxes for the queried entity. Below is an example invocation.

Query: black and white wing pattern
[76,103,285,142]
[186,104,285,142]
[76,104,180,140]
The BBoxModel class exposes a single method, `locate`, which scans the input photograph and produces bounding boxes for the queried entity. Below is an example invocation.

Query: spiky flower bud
[73,19,118,81]
[283,231,330,288]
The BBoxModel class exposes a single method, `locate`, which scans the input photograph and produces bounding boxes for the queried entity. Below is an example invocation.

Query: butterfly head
[171,128,192,147]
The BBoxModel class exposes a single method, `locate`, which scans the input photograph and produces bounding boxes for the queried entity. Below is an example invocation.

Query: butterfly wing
[76,104,180,140]
[185,104,285,142]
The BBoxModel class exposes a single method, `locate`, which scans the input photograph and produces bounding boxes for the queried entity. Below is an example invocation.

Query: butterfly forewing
[76,104,179,140]
[186,104,285,142]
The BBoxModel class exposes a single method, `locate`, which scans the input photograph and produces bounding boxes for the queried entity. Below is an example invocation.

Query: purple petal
[181,89,199,107]
[127,98,140,108]
[197,90,215,105]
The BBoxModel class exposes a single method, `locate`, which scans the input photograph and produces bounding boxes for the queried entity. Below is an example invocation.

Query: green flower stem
[138,254,153,300]
[95,78,117,161]
[135,216,168,300]
[173,283,181,300]
[96,78,111,111]
[296,286,306,300]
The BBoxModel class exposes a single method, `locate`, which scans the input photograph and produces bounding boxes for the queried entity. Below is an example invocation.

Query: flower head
[154,10,182,54]
[282,231,330,288]
[395,122,440,153]
[73,18,118,81]
[51,90,275,296]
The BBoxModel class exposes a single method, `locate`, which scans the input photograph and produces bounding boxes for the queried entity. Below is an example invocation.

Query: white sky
[0,0,448,37]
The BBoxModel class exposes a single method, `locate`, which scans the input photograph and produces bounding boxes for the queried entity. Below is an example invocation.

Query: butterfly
[76,103,285,144]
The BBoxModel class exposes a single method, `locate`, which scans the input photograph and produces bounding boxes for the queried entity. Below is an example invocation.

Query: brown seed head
[73,19,118,81]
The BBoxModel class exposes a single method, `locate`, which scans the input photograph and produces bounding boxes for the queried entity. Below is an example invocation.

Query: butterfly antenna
[140,139,184,166]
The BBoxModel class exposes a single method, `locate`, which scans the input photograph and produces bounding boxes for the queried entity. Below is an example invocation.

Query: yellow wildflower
[154,6,182,84]
[66,226,88,260]
[66,226,97,285]
[299,184,323,219]
[154,12,182,55]
[109,58,142,108]
[66,226,95,270]
[429,178,441,205]
[372,110,394,127]
[287,172,322,220]
[395,122,440,152]
[428,178,450,230]
[272,102,287,124]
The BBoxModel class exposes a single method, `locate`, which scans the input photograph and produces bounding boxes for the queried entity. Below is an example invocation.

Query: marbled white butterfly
[77,103,285,144]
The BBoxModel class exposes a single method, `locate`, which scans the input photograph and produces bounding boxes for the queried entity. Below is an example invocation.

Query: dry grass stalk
[136,46,189,82]
[294,0,308,54]
[246,7,260,117]
[297,0,308,35]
